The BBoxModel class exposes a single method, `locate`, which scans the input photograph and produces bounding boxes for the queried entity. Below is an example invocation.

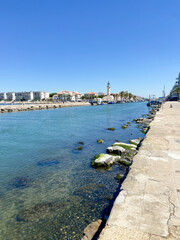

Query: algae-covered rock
[112,142,137,150]
[141,128,148,134]
[129,138,141,146]
[106,146,125,155]
[115,174,124,182]
[122,124,128,129]
[107,127,115,131]
[77,146,83,150]
[91,154,120,168]
[117,158,132,166]
[97,139,104,143]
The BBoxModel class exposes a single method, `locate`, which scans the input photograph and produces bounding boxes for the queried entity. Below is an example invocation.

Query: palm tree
[173,87,180,100]
[120,91,124,100]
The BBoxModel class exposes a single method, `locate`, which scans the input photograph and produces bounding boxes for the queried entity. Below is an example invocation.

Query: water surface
[0,102,149,239]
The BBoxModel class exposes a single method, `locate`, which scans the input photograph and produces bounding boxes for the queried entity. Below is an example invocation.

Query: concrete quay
[0,102,90,113]
[99,102,180,240]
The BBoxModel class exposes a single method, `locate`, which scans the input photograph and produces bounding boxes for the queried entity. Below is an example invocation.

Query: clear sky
[0,0,180,97]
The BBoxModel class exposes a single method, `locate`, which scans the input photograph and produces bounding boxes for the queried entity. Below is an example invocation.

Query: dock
[99,102,180,240]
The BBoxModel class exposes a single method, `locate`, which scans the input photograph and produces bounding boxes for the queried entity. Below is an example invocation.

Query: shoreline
[81,103,159,240]
[0,102,91,113]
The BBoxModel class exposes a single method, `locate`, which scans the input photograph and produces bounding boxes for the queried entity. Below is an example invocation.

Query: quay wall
[99,102,180,240]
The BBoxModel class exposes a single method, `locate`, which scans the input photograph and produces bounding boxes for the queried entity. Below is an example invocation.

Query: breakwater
[0,102,90,113]
[99,102,180,240]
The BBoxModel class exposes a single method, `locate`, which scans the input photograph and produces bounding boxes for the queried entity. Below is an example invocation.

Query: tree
[49,93,57,97]
[129,93,133,99]
[173,87,180,100]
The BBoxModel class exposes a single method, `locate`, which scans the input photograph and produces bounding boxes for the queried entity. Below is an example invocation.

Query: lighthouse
[107,81,110,96]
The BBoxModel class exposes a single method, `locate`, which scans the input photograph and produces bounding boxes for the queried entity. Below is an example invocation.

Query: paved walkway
[99,102,180,240]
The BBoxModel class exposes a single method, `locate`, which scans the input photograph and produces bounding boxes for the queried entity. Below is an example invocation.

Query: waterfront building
[6,92,16,101]
[170,73,180,100]
[0,92,7,100]
[15,91,34,101]
[33,91,49,100]
[0,91,49,101]
[57,90,83,102]
[84,92,98,99]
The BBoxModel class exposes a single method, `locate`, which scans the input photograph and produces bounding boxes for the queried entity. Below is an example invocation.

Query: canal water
[0,102,149,240]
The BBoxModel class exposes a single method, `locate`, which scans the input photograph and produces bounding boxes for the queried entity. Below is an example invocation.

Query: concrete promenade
[99,102,180,240]
[0,102,90,113]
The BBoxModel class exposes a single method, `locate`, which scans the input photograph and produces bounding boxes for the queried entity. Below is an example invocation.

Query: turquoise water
[0,102,149,240]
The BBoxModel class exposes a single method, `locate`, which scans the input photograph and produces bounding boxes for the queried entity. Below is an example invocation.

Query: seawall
[99,102,180,240]
[0,102,90,113]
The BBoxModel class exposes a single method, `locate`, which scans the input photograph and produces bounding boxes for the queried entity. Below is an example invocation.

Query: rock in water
[97,139,104,143]
[129,138,141,146]
[10,176,33,189]
[81,219,102,240]
[106,146,125,155]
[107,127,115,131]
[91,154,120,168]
[112,142,137,150]
[37,159,60,166]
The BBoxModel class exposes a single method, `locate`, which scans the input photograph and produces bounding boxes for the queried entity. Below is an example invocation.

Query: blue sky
[0,0,180,97]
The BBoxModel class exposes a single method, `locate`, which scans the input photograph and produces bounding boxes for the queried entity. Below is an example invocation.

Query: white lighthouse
[107,81,110,96]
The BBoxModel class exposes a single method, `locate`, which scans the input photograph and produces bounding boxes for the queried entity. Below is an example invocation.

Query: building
[84,92,98,99]
[6,92,16,101]
[98,92,106,96]
[0,91,49,101]
[33,91,49,100]
[170,73,180,100]
[0,92,7,100]
[15,92,34,101]
[57,90,83,102]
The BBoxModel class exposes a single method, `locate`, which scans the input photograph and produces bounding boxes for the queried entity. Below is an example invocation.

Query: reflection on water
[0,102,149,239]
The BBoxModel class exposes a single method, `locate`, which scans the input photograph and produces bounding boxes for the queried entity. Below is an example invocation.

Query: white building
[0,91,49,101]
[15,92,34,101]
[0,92,7,100]
[6,92,16,101]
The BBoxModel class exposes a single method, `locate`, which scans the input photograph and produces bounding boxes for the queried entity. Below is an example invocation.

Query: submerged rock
[78,142,84,145]
[91,154,120,168]
[77,146,83,151]
[117,158,132,166]
[37,158,60,166]
[16,201,65,222]
[10,176,33,189]
[106,146,125,155]
[107,127,115,131]
[97,139,104,143]
[122,124,128,129]
[115,173,124,182]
